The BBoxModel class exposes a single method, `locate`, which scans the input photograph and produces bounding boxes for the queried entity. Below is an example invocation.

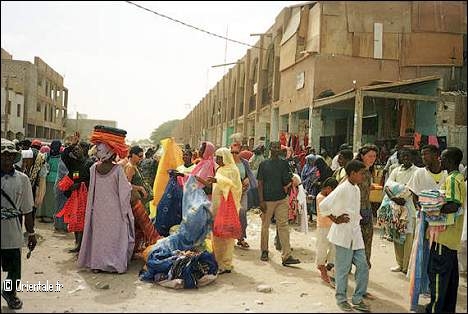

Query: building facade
[1,48,68,141]
[176,1,467,162]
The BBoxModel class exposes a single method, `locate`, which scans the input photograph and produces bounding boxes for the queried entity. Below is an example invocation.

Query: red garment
[428,135,439,147]
[298,152,307,169]
[239,150,253,161]
[56,182,88,232]
[414,132,422,149]
[132,199,160,253]
[304,134,309,148]
[280,132,287,146]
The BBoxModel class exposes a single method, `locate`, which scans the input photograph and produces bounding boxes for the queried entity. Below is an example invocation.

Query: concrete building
[177,1,467,163]
[66,113,117,142]
[1,48,68,141]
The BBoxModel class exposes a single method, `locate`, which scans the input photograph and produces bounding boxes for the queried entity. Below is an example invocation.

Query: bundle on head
[90,125,128,158]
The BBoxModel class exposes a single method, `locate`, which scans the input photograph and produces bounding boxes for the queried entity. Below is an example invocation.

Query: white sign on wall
[296,72,305,90]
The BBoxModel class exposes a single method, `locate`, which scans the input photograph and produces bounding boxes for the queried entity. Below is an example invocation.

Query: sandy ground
[1,211,467,313]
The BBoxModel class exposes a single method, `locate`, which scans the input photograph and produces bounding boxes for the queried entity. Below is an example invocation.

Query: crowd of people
[1,129,466,313]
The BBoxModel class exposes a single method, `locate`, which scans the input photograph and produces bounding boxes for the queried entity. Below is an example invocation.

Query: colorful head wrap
[90,125,128,158]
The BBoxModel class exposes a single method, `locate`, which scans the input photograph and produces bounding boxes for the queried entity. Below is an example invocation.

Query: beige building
[1,48,68,141]
[66,113,117,142]
[176,1,467,162]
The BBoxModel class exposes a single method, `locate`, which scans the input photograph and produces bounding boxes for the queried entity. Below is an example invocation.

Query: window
[17,103,21,117]
[7,100,11,114]
[44,105,47,121]
[37,103,41,112]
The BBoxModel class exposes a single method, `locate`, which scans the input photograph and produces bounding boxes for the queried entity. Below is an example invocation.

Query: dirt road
[2,212,467,313]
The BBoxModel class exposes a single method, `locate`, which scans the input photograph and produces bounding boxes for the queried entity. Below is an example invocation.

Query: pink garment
[428,135,439,147]
[77,164,135,273]
[239,150,253,161]
[40,146,50,154]
[179,141,216,187]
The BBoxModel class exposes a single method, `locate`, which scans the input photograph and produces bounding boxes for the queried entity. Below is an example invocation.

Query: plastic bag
[213,191,242,239]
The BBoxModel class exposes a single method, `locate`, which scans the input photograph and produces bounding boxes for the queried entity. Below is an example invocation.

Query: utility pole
[3,76,9,137]
[2,75,17,139]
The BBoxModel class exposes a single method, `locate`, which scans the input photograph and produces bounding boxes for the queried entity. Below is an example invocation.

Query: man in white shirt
[320,160,370,312]
[386,148,418,274]
[406,145,447,195]
[406,145,447,311]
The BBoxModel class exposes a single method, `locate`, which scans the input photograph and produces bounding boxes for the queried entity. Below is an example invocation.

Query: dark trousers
[360,208,374,269]
[426,242,459,313]
[1,248,21,296]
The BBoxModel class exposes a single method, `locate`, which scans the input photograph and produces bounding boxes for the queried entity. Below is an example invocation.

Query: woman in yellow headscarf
[150,138,183,218]
[206,147,242,274]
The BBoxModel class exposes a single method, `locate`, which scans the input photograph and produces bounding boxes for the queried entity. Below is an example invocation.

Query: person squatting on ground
[1,139,37,310]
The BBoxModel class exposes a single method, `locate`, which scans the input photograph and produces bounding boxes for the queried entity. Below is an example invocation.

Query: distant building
[66,114,117,142]
[1,47,68,141]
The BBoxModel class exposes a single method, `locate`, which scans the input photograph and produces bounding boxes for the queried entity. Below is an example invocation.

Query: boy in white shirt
[319,160,370,312]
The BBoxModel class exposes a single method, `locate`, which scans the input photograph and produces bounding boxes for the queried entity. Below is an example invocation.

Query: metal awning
[313,75,441,109]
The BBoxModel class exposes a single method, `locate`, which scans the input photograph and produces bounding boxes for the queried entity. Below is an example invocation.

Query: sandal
[237,239,250,248]
[1,291,23,310]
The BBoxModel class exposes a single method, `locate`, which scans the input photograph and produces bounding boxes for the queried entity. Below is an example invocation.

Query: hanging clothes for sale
[279,132,287,147]
[304,134,309,148]
[414,132,422,149]
[428,135,439,147]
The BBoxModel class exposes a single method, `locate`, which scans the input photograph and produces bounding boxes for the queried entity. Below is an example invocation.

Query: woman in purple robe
[78,140,135,274]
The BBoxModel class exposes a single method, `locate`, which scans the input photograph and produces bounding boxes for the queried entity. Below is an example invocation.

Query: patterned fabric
[377,181,417,244]
[140,250,218,289]
[358,169,372,209]
[155,171,183,237]
[27,150,46,192]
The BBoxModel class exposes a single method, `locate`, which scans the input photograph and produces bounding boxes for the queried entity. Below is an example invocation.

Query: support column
[288,112,299,134]
[255,35,265,122]
[353,89,363,152]
[270,107,279,141]
[310,108,322,151]
[242,50,251,139]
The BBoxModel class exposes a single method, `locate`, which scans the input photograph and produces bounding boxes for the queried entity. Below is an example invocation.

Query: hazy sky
[1,1,303,141]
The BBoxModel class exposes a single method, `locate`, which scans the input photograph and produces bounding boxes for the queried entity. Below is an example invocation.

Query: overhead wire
[125,1,265,50]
